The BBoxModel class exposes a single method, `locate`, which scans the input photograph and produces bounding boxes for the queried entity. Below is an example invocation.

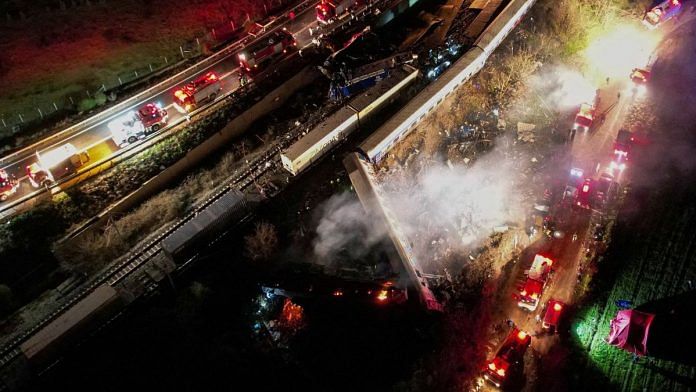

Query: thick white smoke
[312,192,388,262]
[383,145,524,271]
[530,66,597,110]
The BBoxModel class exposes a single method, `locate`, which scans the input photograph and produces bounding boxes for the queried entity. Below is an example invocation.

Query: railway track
[0,103,315,371]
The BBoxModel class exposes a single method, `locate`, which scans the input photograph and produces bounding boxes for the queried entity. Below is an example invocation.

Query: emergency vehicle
[173,72,222,113]
[594,172,617,207]
[237,29,296,74]
[643,0,682,29]
[26,143,89,188]
[316,0,361,24]
[0,169,19,202]
[613,129,634,162]
[483,328,531,388]
[542,299,565,332]
[630,68,651,87]
[563,167,585,201]
[573,103,595,132]
[518,254,553,311]
[575,178,594,209]
[108,103,168,146]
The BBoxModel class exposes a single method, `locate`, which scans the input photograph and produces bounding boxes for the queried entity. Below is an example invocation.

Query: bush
[77,97,97,112]
[244,222,278,261]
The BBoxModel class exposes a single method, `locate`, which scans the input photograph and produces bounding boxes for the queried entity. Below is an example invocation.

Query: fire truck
[173,72,222,113]
[613,129,634,162]
[518,254,553,311]
[237,29,296,74]
[316,0,362,24]
[643,0,682,29]
[563,167,585,202]
[483,328,532,388]
[108,103,168,147]
[572,90,601,132]
[542,299,565,332]
[573,103,595,132]
[26,143,89,188]
[0,169,19,202]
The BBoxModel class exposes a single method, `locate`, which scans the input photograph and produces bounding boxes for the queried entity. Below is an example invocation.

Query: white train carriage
[359,46,485,163]
[359,0,536,164]
[280,65,419,176]
[474,0,537,56]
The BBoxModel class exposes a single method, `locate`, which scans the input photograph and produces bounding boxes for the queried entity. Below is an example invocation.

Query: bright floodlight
[583,23,660,80]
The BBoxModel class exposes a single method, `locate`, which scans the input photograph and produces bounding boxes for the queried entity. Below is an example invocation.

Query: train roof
[20,285,120,360]
[160,189,249,258]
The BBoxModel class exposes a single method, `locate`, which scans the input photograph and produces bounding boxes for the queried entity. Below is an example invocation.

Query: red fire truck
[173,72,222,113]
[26,143,90,188]
[0,169,19,202]
[483,328,532,388]
[542,299,565,332]
[316,0,362,24]
[237,29,296,74]
[518,254,553,311]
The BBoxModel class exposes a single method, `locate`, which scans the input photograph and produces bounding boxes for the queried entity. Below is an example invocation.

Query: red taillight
[517,331,528,340]
[497,368,506,377]
[376,289,389,302]
[488,362,496,371]
[520,290,527,296]
[206,72,218,81]
[554,303,563,311]
[582,184,590,193]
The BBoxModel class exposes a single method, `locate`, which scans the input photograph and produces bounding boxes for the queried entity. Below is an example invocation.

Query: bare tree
[245,222,279,261]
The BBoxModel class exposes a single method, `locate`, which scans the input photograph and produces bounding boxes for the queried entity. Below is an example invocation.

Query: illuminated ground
[569,14,696,391]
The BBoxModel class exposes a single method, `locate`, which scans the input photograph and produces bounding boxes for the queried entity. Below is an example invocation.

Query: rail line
[0,104,307,370]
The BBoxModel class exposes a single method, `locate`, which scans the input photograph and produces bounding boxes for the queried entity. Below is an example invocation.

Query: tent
[606,309,655,356]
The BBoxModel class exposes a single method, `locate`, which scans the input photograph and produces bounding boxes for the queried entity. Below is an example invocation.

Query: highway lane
[0,2,319,214]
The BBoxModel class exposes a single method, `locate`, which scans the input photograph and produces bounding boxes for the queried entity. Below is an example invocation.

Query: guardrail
[0,0,317,167]
[0,1,318,217]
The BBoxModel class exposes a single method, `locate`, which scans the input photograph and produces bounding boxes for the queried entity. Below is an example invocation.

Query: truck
[483,328,532,388]
[173,72,222,113]
[643,0,682,29]
[572,103,595,132]
[563,167,585,202]
[26,143,89,188]
[613,129,634,162]
[315,0,362,24]
[575,177,594,209]
[108,103,168,147]
[0,169,19,201]
[237,29,296,74]
[542,299,565,332]
[594,172,617,207]
[517,254,553,311]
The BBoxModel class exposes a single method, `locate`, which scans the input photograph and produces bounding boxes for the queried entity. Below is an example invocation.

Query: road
[0,2,319,216]
[480,10,696,391]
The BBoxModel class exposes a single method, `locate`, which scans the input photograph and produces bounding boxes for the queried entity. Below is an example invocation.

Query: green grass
[571,186,696,391]
[0,0,281,140]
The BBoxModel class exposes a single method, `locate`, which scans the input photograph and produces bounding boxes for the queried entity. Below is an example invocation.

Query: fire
[376,289,389,302]
[279,298,305,330]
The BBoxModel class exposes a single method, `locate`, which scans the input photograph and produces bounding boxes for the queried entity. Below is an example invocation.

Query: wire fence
[0,0,295,139]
